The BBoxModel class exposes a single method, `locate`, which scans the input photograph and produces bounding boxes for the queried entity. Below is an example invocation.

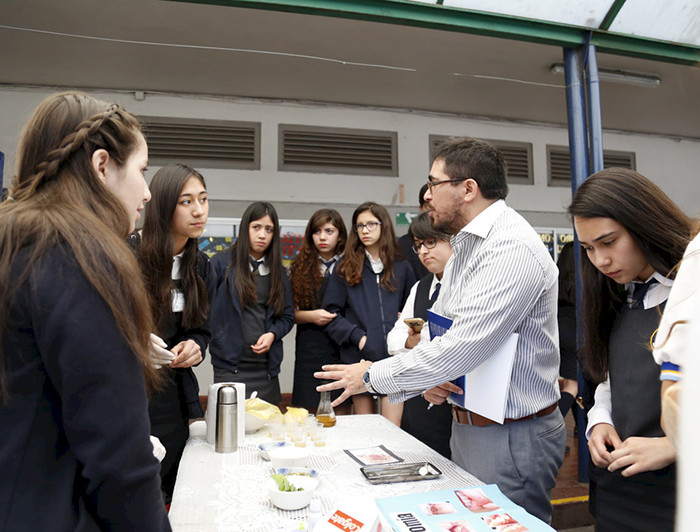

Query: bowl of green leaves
[267,472,320,510]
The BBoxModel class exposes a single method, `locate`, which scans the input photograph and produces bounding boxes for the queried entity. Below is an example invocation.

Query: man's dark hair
[432,137,508,200]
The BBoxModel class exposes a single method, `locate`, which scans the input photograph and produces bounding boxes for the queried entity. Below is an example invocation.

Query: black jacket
[322,257,415,363]
[0,245,170,531]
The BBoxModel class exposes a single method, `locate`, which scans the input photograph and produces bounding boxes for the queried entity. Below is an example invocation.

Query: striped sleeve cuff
[660,361,682,382]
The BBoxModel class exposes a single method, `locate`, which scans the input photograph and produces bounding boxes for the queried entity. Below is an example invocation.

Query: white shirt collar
[625,270,673,309]
[249,255,270,276]
[172,252,184,280]
[320,253,342,275]
[458,199,506,239]
[365,249,384,274]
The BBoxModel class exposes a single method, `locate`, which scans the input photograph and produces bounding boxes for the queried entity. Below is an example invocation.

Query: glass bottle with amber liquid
[316,389,336,427]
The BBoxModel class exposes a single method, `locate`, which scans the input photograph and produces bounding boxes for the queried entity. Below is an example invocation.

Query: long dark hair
[568,168,691,383]
[138,164,209,331]
[338,202,401,290]
[557,242,576,307]
[0,92,160,398]
[229,202,285,314]
[290,209,347,310]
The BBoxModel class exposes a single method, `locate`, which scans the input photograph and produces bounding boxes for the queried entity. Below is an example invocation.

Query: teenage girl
[568,167,691,532]
[289,209,351,413]
[134,163,216,503]
[0,92,169,529]
[210,201,294,404]
[322,201,416,422]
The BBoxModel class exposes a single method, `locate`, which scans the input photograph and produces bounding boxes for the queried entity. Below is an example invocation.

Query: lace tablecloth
[169,415,482,531]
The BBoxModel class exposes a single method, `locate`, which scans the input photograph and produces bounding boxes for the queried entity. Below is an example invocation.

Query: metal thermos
[215,385,238,453]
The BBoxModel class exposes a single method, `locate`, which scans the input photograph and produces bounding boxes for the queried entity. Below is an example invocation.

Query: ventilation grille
[429,135,533,185]
[279,125,398,176]
[140,117,260,170]
[547,145,636,186]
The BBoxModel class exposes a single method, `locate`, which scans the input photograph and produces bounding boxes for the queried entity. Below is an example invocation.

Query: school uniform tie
[631,278,658,309]
[429,282,441,305]
[250,258,263,274]
[322,258,337,277]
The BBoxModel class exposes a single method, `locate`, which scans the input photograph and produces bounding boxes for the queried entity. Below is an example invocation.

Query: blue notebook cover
[426,309,464,407]
[375,484,555,532]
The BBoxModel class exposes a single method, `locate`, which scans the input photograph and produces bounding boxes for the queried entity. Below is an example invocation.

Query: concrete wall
[3,86,700,396]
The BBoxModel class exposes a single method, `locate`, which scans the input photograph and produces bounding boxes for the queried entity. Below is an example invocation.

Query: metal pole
[585,43,604,173]
[563,46,591,483]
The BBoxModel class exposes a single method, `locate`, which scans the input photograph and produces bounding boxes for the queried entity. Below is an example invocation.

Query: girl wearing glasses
[133,163,216,503]
[322,202,416,422]
[568,168,690,532]
[386,212,453,456]
[209,202,294,405]
[289,209,351,412]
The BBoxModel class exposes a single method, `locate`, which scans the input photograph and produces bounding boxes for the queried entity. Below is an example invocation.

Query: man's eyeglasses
[412,238,438,254]
[354,221,382,232]
[426,177,467,192]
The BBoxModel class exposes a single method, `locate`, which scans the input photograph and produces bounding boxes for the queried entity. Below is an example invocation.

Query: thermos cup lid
[217,385,237,404]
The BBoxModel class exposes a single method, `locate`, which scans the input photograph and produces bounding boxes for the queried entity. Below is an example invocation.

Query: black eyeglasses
[426,177,467,192]
[354,221,382,232]
[412,238,438,254]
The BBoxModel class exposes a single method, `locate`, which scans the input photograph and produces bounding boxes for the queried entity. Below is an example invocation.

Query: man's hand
[608,436,676,476]
[423,382,463,405]
[251,332,275,354]
[588,423,622,468]
[170,339,202,368]
[315,360,372,407]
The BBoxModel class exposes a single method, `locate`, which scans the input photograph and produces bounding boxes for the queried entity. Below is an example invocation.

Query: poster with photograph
[375,484,555,532]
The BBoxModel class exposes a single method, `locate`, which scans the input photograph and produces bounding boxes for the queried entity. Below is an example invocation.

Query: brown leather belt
[451,402,558,427]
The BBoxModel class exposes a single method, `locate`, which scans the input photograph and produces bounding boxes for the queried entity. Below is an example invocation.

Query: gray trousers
[450,409,566,523]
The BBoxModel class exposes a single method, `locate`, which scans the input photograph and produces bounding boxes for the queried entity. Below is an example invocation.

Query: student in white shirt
[387,212,453,457]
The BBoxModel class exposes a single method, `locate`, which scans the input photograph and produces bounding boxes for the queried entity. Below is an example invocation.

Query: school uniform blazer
[0,245,170,531]
[322,257,415,363]
[209,250,295,378]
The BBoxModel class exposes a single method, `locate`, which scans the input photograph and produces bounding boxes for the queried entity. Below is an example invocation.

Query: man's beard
[431,209,464,236]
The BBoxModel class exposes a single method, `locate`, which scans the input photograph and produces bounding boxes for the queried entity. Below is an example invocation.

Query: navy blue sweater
[0,245,170,531]
[209,250,294,377]
[322,257,415,363]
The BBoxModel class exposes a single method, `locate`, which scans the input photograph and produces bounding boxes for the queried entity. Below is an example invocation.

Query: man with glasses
[317,137,564,523]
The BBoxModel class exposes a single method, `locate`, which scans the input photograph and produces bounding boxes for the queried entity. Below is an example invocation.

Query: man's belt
[451,402,558,427]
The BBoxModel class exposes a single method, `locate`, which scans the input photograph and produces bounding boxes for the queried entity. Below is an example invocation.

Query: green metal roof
[170,0,700,65]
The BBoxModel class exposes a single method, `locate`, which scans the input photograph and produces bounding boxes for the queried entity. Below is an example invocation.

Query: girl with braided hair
[0,92,171,530]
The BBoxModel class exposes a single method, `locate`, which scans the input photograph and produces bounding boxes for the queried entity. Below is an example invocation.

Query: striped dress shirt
[371,200,561,418]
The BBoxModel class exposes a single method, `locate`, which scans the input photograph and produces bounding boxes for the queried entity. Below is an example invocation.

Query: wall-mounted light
[550,63,661,87]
